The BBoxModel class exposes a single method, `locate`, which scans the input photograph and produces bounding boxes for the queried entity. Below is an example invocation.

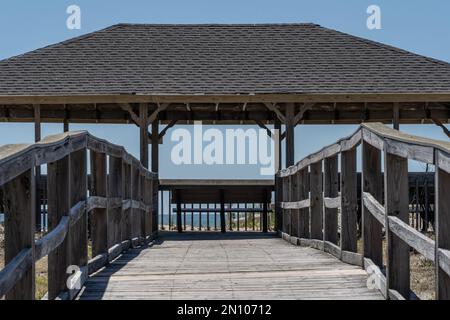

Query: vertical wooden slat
[324,156,338,244]
[274,119,282,232]
[393,102,400,130]
[151,120,159,234]
[91,151,107,258]
[384,152,410,298]
[108,156,122,247]
[341,148,358,252]
[145,176,153,239]
[298,168,310,238]
[139,173,146,240]
[290,173,299,237]
[69,149,88,268]
[121,162,132,241]
[285,103,295,168]
[435,156,450,299]
[47,156,69,299]
[310,161,323,240]
[34,104,41,231]
[131,165,140,243]
[362,141,383,266]
[282,176,290,234]
[4,169,35,300]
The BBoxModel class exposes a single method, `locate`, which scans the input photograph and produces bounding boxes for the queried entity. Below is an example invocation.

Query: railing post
[220,189,226,233]
[145,176,153,240]
[131,164,140,245]
[435,151,450,300]
[91,151,107,258]
[122,162,132,242]
[3,169,35,299]
[384,152,410,298]
[108,156,123,248]
[310,161,323,240]
[362,141,383,266]
[47,156,70,299]
[290,171,299,237]
[341,148,358,253]
[176,189,182,233]
[298,168,310,239]
[275,174,283,232]
[324,155,338,245]
[282,175,291,234]
[69,148,88,281]
[262,188,268,233]
[139,172,146,241]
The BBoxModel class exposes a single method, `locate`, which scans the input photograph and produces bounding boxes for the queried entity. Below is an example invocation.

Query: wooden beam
[431,117,450,139]
[148,103,169,124]
[285,103,295,168]
[34,104,41,231]
[293,103,313,124]
[324,155,338,245]
[254,120,272,138]
[263,103,286,123]
[139,103,149,168]
[119,103,140,125]
[393,102,400,130]
[310,161,323,240]
[158,120,178,141]
[91,151,108,257]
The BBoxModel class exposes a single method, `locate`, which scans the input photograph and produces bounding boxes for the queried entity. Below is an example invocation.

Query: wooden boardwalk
[78,232,383,300]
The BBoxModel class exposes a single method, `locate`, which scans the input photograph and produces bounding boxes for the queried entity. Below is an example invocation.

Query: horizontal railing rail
[0,131,158,300]
[276,122,450,300]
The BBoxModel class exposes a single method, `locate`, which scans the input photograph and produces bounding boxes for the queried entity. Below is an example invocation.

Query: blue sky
[0,0,449,178]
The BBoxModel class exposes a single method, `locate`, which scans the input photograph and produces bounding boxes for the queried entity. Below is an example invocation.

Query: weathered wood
[69,149,88,270]
[438,249,450,279]
[131,165,141,242]
[285,103,295,168]
[91,151,108,258]
[324,156,338,245]
[35,216,69,260]
[364,258,387,299]
[151,120,159,233]
[262,189,268,233]
[144,176,153,238]
[362,141,383,267]
[393,102,400,130]
[298,168,310,238]
[384,152,410,299]
[0,249,33,298]
[88,253,108,275]
[310,161,323,240]
[274,118,282,232]
[139,103,149,168]
[3,170,35,299]
[281,199,310,209]
[122,162,132,241]
[362,192,385,226]
[436,163,450,299]
[290,173,299,237]
[47,155,70,299]
[108,156,123,247]
[340,148,358,252]
[388,216,434,261]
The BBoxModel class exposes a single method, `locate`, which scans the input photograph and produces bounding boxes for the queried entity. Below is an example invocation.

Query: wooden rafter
[431,117,450,139]
[119,103,140,124]
[264,103,286,123]
[254,120,272,138]
[158,120,178,140]
[293,103,313,125]
[148,103,169,124]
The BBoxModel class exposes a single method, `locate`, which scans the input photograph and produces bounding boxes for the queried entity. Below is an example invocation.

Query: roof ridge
[113,22,319,27]
[315,24,450,68]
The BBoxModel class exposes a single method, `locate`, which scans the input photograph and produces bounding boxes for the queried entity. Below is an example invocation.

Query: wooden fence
[276,122,450,300]
[0,131,157,300]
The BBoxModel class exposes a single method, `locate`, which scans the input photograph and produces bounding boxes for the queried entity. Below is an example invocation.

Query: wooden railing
[0,131,157,300]
[276,122,450,300]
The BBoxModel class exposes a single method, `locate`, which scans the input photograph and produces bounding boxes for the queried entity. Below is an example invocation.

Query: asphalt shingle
[1,23,450,96]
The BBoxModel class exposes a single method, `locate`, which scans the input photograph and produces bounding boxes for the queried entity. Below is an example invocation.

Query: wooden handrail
[276,122,450,300]
[0,130,158,300]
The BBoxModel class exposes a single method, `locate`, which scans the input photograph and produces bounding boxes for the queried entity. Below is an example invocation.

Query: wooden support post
[91,151,108,258]
[122,162,132,241]
[298,168,310,238]
[310,161,323,240]
[140,103,149,168]
[262,189,268,233]
[34,104,41,231]
[274,119,283,232]
[139,173,146,240]
[324,155,338,244]
[63,120,69,132]
[220,190,226,233]
[3,169,35,300]
[285,103,295,168]
[436,154,450,299]
[69,149,88,269]
[385,152,410,298]
[47,156,70,299]
[108,156,123,247]
[145,176,153,239]
[393,103,400,130]
[282,176,291,234]
[151,120,159,233]
[176,189,182,233]
[362,141,383,267]
[340,148,358,252]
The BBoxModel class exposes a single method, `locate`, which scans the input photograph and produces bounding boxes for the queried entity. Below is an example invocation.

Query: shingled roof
[1,23,450,96]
